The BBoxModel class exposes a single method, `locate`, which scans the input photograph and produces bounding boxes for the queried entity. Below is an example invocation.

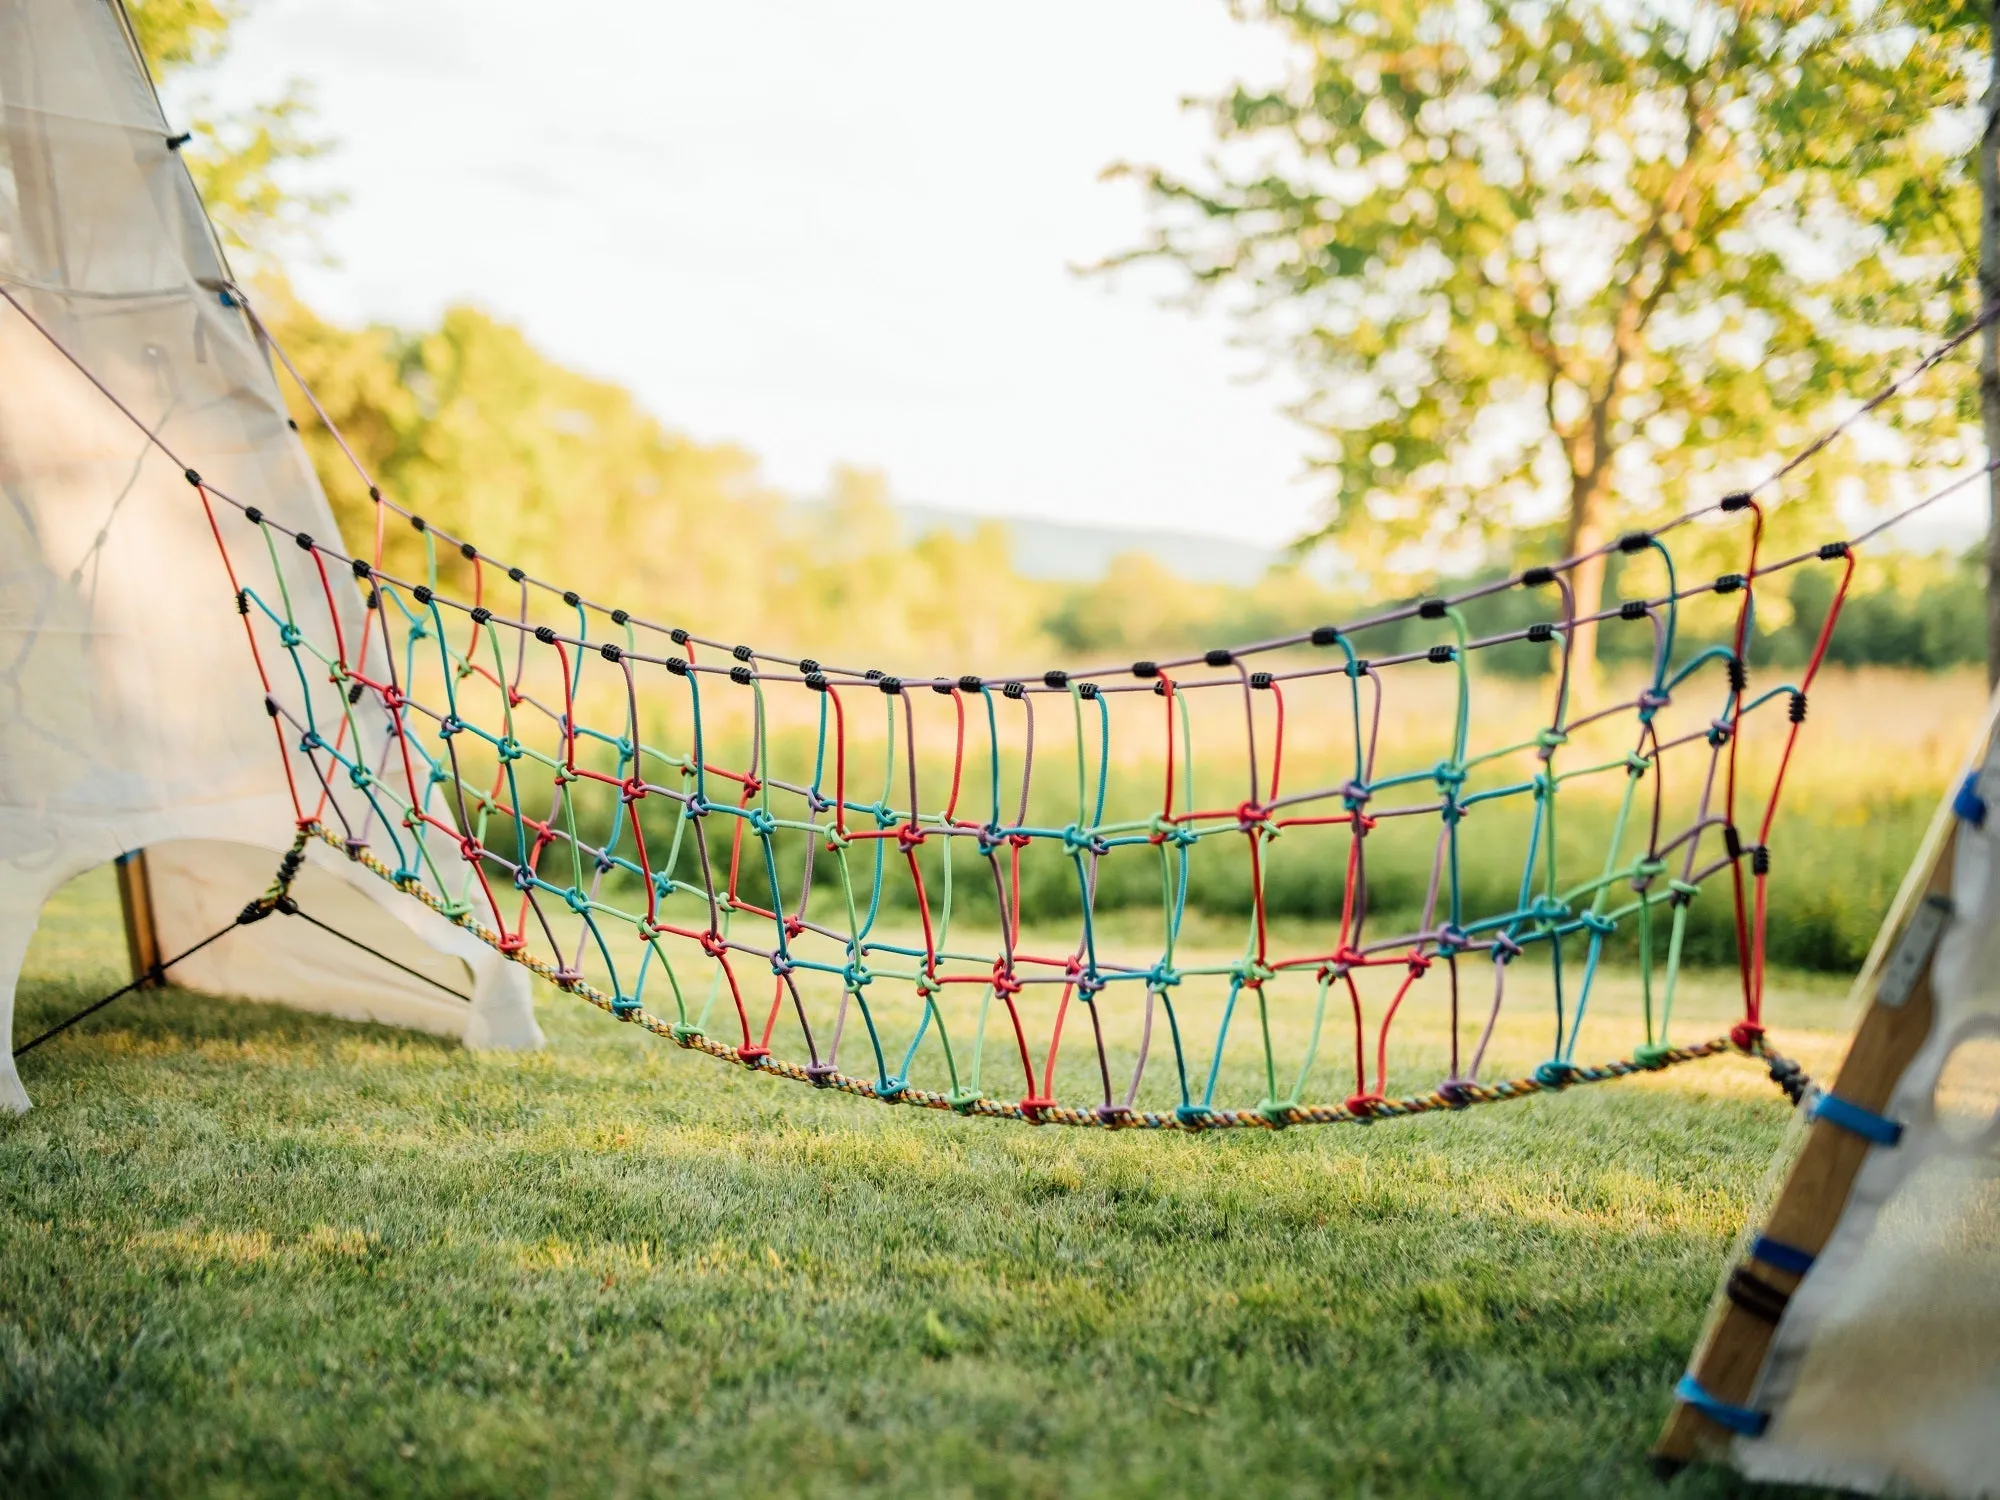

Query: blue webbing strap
[1808,1091,1904,1147]
[1748,1234,1815,1277]
[1674,1373,1770,1438]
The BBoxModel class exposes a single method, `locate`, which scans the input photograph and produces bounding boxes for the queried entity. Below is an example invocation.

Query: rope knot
[1729,1020,1767,1053]
[1232,959,1276,988]
[990,963,1024,998]
[698,929,729,958]
[1490,931,1523,963]
[1579,910,1618,937]
[747,807,778,837]
[1340,779,1372,810]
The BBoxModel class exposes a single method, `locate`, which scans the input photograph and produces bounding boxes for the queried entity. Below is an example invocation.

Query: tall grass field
[1,667,1975,1498]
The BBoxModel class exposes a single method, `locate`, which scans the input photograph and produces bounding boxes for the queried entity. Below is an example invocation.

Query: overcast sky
[179,0,1320,545]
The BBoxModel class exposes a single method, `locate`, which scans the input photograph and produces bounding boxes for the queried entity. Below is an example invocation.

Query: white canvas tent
[0,0,539,1113]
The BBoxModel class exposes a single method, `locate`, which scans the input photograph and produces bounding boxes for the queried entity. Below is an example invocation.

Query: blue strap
[1953,771,1987,829]
[1809,1091,1904,1147]
[1749,1234,1815,1277]
[1674,1373,1770,1437]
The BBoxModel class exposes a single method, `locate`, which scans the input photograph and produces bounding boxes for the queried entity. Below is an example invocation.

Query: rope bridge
[9,282,1991,1129]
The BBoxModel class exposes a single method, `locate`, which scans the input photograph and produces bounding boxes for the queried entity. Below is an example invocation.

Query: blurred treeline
[266,291,1988,678]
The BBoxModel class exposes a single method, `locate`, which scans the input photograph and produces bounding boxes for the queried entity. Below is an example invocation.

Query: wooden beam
[1651,821,1956,1472]
[114,848,164,990]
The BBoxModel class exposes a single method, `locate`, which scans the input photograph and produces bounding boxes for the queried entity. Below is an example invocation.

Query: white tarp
[1729,714,2000,1497]
[0,0,539,1112]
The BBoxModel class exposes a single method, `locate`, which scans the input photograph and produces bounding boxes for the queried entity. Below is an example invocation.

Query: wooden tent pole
[114,848,164,990]
[1651,820,1958,1471]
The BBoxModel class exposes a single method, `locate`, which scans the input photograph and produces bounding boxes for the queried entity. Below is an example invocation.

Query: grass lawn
[0,867,1858,1499]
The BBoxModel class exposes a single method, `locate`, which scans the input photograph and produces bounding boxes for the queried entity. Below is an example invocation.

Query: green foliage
[124,0,239,71]
[264,293,1057,667]
[1108,0,1982,664]
[127,0,339,261]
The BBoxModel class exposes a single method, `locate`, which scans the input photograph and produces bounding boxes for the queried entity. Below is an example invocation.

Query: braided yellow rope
[303,823,1758,1131]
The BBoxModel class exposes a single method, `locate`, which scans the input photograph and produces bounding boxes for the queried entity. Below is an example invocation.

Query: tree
[1109,0,1981,676]
[127,0,339,261]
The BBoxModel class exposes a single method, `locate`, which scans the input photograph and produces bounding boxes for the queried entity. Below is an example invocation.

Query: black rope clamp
[1521,566,1555,587]
[1725,1265,1793,1324]
[1310,624,1341,645]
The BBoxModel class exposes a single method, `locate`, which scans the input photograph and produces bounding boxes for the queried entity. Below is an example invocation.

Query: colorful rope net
[10,283,1993,1130]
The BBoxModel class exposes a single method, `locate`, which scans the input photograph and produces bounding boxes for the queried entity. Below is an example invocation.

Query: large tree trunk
[1982,1,2000,689]
[1562,472,1609,714]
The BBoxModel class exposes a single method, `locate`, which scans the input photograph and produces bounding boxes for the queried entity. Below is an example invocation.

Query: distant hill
[895,503,1285,585]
